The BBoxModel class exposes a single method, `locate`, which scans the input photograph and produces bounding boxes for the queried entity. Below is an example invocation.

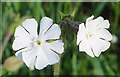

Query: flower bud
[111,34,118,43]
[3,56,23,72]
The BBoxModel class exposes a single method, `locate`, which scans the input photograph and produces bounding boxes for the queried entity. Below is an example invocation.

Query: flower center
[86,32,93,39]
[36,40,41,45]
[33,39,41,47]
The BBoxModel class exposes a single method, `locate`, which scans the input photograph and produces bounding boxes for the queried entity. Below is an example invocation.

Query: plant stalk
[54,59,60,77]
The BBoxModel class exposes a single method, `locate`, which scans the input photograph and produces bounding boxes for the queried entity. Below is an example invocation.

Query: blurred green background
[1,2,120,76]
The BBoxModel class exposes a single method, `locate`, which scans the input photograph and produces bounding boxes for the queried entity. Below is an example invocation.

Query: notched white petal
[95,28,112,41]
[15,50,23,61]
[14,26,30,38]
[12,37,32,51]
[15,45,33,61]
[46,40,64,54]
[86,16,104,30]
[91,46,101,57]
[79,40,95,57]
[97,20,110,29]
[91,38,110,57]
[42,45,60,65]
[39,17,53,37]
[35,47,49,70]
[22,18,38,37]
[93,16,104,22]
[42,24,61,40]
[22,48,37,67]
[13,26,34,51]
[77,23,86,45]
[86,15,94,23]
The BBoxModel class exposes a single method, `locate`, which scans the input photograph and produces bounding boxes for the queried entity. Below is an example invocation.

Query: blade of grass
[100,55,115,75]
[91,57,104,75]
[93,2,106,17]
[113,3,119,33]
[33,2,45,21]
[56,3,62,23]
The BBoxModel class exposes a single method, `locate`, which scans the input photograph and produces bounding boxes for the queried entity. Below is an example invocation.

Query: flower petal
[39,17,53,37]
[46,40,64,54]
[22,18,38,37]
[22,48,37,67]
[42,45,60,65]
[97,20,110,29]
[86,15,94,23]
[79,39,94,57]
[35,47,49,70]
[91,38,110,57]
[95,28,112,41]
[86,16,104,30]
[42,24,61,40]
[35,45,59,70]
[13,26,34,51]
[86,15,94,29]
[12,36,33,51]
[15,50,23,61]
[14,26,31,38]
[15,48,33,61]
[77,23,87,45]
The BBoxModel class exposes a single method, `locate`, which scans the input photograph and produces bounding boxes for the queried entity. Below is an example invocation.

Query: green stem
[54,60,60,77]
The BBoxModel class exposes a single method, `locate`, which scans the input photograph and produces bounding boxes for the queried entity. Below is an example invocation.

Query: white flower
[12,17,64,70]
[77,15,112,57]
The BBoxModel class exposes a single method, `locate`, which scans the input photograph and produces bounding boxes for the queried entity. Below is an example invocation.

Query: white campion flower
[12,17,64,70]
[77,15,112,57]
